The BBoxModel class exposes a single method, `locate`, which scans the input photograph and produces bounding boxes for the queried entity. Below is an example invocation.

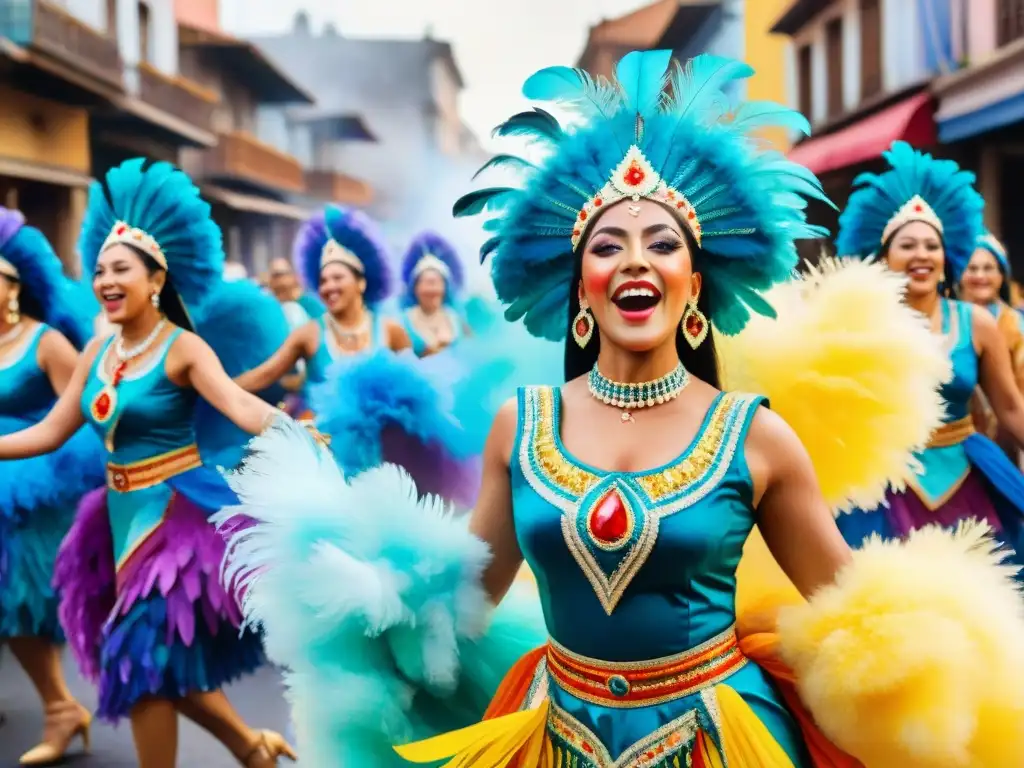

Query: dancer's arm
[385,319,412,353]
[748,406,853,597]
[0,337,97,459]
[467,398,523,604]
[975,305,1024,446]
[234,321,318,393]
[168,332,278,435]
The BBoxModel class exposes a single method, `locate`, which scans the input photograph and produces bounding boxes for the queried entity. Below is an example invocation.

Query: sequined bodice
[512,386,764,662]
[81,329,197,462]
[939,299,977,422]
[402,307,462,356]
[0,325,53,420]
[306,313,384,386]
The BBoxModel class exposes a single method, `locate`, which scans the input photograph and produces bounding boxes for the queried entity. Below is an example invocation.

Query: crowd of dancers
[2,48,1024,768]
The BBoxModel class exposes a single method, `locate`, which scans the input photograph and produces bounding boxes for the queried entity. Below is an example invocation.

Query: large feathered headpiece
[453,51,831,339]
[400,231,464,307]
[0,207,92,349]
[293,205,392,306]
[976,230,1009,272]
[79,158,223,313]
[835,141,984,276]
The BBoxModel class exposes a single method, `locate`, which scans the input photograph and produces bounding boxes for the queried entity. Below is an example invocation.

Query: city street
[0,654,294,766]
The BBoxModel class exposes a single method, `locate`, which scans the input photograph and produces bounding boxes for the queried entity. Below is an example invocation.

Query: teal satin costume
[511,386,807,766]
[306,312,388,387]
[0,325,53,420]
[399,307,463,357]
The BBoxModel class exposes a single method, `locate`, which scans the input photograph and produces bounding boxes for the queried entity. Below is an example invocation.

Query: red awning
[788,92,936,175]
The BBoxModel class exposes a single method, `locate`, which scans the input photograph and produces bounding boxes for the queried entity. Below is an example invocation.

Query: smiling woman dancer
[399,231,470,357]
[235,205,409,417]
[0,207,104,765]
[220,53,1024,768]
[0,160,295,768]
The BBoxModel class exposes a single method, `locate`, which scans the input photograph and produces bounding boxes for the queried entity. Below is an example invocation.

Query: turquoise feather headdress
[79,158,224,312]
[977,230,1009,273]
[453,50,832,339]
[835,141,984,277]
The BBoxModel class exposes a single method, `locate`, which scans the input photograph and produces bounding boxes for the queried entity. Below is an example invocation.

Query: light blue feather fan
[455,51,832,339]
[835,141,984,278]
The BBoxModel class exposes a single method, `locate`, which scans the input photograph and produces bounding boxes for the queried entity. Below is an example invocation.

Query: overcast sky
[221,0,650,142]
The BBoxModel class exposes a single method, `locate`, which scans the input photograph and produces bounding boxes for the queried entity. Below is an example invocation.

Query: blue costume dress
[399,306,464,357]
[837,299,1024,562]
[503,386,807,766]
[54,328,263,721]
[0,324,103,640]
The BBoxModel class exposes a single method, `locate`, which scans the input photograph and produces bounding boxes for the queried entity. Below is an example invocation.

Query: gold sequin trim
[926,415,974,449]
[549,703,698,767]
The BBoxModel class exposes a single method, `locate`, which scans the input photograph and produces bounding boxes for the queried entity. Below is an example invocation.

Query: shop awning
[788,92,935,175]
[935,39,1024,143]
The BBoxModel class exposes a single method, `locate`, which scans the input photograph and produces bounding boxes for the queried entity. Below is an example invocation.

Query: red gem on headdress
[913,203,923,212]
[688,210,696,220]
[594,198,603,207]
[579,210,588,221]
[685,311,705,338]
[623,162,646,187]
[588,489,629,544]
[582,743,595,755]
[116,225,127,235]
[94,392,111,419]
[676,201,685,209]
[573,229,581,237]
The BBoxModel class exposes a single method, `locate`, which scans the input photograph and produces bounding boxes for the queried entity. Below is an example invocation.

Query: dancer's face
[319,261,365,314]
[0,276,17,323]
[579,198,698,353]
[93,245,165,325]
[414,270,446,312]
[884,221,945,299]
[960,249,1003,305]
[268,257,299,302]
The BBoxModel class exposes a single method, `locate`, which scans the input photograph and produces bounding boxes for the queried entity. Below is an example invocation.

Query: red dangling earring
[572,298,594,348]
[682,297,708,349]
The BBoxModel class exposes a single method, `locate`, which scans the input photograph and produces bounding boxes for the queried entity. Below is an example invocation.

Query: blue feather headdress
[0,207,92,349]
[453,51,831,339]
[79,158,223,313]
[836,141,984,277]
[400,231,464,307]
[293,205,392,306]
[977,230,1009,273]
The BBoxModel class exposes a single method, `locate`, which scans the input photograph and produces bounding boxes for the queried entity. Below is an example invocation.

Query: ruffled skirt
[54,483,263,722]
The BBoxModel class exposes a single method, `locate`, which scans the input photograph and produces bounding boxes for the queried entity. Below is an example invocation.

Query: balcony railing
[138,62,217,133]
[203,131,305,194]
[304,169,373,205]
[0,0,123,89]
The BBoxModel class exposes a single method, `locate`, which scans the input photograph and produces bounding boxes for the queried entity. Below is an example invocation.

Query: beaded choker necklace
[587,362,690,423]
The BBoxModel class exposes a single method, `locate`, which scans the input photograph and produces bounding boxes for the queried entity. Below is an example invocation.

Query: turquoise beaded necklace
[587,361,691,423]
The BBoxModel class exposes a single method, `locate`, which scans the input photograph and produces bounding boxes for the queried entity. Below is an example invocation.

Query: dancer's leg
[176,690,296,766]
[131,697,178,768]
[8,637,73,705]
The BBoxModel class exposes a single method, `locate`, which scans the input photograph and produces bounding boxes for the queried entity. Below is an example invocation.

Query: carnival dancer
[0,159,296,768]
[398,231,471,356]
[959,231,1024,458]
[218,52,1024,768]
[0,207,104,765]
[834,143,1024,564]
[235,205,410,418]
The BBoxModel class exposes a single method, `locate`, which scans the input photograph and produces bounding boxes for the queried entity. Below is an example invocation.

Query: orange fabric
[739,632,863,768]
[483,646,546,720]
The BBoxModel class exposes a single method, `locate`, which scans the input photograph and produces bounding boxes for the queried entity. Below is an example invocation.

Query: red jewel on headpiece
[688,210,696,220]
[913,204,923,212]
[579,210,588,221]
[573,229,581,237]
[116,225,127,235]
[623,162,645,187]
[593,198,603,207]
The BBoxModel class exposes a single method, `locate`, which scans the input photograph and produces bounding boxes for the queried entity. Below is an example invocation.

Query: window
[998,0,1024,46]
[825,17,844,119]
[797,44,812,119]
[137,2,151,63]
[860,0,882,99]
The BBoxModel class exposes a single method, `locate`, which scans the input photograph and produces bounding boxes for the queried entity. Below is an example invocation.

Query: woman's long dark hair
[564,226,721,388]
[122,244,194,331]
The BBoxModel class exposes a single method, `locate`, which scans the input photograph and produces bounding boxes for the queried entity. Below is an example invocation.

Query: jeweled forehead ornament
[320,238,365,274]
[411,253,451,281]
[102,221,168,270]
[570,145,702,251]
[881,195,944,245]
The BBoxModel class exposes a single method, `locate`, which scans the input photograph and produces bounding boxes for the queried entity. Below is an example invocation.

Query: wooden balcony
[304,169,373,205]
[203,131,305,194]
[138,62,217,134]
[0,0,123,90]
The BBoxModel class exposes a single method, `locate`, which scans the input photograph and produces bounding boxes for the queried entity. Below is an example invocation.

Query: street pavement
[0,652,294,766]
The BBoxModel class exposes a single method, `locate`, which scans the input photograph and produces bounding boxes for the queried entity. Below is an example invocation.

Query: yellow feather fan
[717,257,950,513]
[778,520,1024,767]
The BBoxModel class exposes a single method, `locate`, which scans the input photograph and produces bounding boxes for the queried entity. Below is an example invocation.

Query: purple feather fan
[293,205,392,305]
[400,230,465,307]
[0,207,26,251]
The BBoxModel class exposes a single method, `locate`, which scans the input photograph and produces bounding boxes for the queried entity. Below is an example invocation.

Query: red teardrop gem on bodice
[685,312,705,338]
[94,391,111,419]
[588,489,629,544]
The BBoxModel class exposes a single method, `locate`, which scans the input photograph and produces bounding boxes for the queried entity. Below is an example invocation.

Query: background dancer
[398,231,470,357]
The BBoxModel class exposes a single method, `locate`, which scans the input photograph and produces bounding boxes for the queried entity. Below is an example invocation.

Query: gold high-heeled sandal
[241,730,298,767]
[19,700,92,765]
